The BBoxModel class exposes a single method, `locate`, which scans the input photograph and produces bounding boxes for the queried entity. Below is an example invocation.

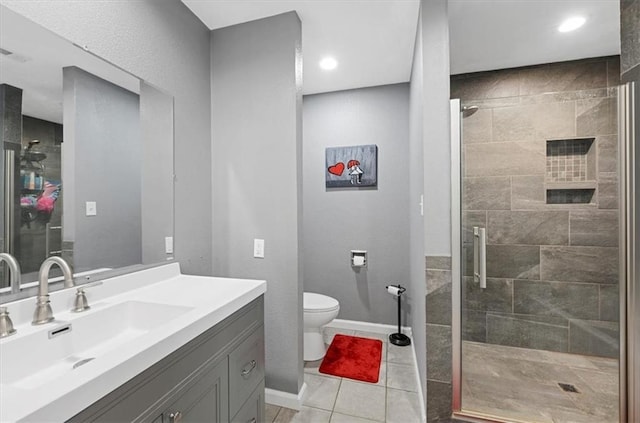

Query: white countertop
[0,263,266,422]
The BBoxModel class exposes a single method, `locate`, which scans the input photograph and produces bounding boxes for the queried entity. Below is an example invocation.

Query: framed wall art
[325,144,378,188]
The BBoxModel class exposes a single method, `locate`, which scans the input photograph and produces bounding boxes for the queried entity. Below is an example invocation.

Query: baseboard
[265,382,307,411]
[326,318,413,337]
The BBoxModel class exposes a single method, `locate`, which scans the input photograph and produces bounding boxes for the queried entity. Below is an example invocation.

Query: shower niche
[545,137,596,204]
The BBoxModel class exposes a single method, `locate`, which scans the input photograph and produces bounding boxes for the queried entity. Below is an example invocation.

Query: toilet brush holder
[386,284,411,346]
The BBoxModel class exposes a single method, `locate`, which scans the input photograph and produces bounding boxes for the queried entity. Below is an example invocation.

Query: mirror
[0,6,175,301]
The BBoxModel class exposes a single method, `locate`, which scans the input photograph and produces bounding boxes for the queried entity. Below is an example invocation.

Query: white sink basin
[0,300,191,390]
[0,263,267,423]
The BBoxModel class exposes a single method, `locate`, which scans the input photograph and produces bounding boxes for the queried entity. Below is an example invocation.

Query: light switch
[86,201,97,216]
[165,236,174,254]
[253,239,265,258]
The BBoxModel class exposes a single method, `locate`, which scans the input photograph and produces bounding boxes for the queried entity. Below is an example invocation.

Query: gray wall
[63,66,141,272]
[1,0,213,275]
[211,12,303,395]
[140,82,174,265]
[422,1,452,257]
[408,10,427,405]
[452,56,621,358]
[303,84,410,325]
[416,0,453,421]
[621,0,640,81]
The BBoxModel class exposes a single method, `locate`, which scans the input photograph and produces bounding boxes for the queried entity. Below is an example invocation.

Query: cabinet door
[162,358,229,423]
[230,381,265,423]
[228,327,265,417]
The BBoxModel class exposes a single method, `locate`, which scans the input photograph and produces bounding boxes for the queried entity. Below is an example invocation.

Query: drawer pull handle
[248,418,257,423]
[241,359,257,377]
[168,411,182,423]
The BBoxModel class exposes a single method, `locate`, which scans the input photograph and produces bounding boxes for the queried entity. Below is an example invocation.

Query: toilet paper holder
[350,250,367,268]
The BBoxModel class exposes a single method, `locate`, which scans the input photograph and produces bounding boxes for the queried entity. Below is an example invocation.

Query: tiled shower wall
[451,56,621,358]
[621,0,639,81]
[425,256,454,422]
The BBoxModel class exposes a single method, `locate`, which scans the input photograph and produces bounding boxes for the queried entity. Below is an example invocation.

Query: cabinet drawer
[228,326,265,417]
[231,380,265,423]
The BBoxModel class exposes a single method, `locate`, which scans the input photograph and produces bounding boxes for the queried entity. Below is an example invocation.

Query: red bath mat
[319,334,383,383]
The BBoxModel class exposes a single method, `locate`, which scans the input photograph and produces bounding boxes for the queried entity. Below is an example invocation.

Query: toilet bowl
[303,292,340,361]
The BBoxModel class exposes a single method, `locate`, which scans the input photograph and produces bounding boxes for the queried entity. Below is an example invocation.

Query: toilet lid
[304,292,339,312]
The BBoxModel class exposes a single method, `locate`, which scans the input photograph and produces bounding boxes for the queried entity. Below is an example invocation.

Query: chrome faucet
[0,252,22,294]
[32,256,74,325]
[0,306,16,338]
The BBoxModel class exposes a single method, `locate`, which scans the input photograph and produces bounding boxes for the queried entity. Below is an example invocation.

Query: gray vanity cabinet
[67,296,265,423]
[231,381,265,423]
[158,357,229,423]
[229,326,265,418]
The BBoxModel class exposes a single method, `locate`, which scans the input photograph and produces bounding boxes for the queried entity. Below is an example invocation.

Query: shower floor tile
[461,341,619,423]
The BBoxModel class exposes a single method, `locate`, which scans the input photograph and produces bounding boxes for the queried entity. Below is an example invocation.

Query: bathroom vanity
[0,263,266,422]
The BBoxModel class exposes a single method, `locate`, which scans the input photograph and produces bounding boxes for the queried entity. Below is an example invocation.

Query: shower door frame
[449,87,637,421]
[619,81,638,423]
[450,99,463,415]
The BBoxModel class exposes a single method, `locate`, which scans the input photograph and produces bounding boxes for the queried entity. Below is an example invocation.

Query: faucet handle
[72,288,91,313]
[0,307,17,338]
[32,295,54,325]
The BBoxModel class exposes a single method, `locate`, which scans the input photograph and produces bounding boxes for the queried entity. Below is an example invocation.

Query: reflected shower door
[17,135,63,277]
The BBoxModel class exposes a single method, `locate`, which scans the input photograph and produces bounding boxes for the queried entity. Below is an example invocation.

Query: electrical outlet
[86,201,97,216]
[165,236,174,254]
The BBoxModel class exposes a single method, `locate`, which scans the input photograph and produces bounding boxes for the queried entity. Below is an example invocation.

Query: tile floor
[265,328,423,423]
[461,341,619,423]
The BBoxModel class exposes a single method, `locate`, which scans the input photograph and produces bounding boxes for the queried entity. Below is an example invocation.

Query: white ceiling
[182,0,421,95]
[449,0,621,75]
[0,1,622,123]
[184,0,621,94]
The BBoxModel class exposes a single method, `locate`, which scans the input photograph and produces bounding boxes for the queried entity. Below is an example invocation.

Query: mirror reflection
[0,6,175,300]
[17,117,63,275]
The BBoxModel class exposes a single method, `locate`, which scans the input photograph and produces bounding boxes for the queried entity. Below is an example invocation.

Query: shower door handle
[45,224,62,256]
[473,227,487,289]
[4,150,15,254]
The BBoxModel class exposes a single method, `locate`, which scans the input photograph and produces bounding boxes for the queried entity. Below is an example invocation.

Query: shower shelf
[545,137,596,204]
[544,181,597,190]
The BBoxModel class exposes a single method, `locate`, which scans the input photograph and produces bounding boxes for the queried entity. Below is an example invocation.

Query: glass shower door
[452,65,623,423]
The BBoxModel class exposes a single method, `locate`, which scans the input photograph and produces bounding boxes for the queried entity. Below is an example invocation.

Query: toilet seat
[304,292,339,313]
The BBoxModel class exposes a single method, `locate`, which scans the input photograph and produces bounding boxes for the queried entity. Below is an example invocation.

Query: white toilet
[303,292,340,361]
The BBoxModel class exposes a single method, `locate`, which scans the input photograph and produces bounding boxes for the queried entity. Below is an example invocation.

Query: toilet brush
[386,284,411,346]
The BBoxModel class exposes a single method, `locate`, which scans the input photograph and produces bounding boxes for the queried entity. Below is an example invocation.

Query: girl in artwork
[347,159,363,185]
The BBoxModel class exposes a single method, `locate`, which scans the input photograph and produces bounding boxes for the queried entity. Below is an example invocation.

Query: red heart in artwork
[328,162,345,176]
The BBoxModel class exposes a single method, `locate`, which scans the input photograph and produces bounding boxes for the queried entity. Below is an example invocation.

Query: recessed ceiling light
[558,16,586,33]
[319,57,338,71]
